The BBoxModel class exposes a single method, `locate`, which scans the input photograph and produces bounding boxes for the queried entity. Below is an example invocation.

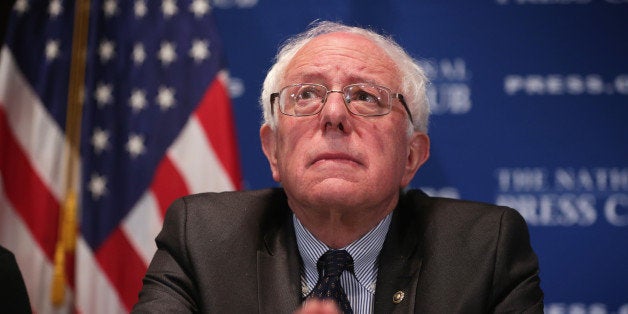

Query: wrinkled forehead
[283,32,400,88]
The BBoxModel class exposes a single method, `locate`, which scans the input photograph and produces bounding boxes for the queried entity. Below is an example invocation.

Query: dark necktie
[307,249,354,314]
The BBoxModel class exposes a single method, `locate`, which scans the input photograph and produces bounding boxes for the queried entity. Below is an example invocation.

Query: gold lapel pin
[393,291,405,304]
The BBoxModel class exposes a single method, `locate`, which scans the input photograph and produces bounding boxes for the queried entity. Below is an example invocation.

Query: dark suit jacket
[133,189,543,313]
[0,245,32,313]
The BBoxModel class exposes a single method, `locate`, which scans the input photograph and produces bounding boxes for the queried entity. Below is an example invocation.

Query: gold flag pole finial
[51,0,90,306]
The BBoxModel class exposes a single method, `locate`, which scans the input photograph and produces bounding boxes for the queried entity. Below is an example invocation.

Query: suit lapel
[257,190,302,314]
[374,192,426,313]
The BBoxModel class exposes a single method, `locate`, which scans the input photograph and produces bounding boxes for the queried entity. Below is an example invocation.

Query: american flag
[0,0,242,312]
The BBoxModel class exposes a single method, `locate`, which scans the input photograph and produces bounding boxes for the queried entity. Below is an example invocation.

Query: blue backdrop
[211,1,627,312]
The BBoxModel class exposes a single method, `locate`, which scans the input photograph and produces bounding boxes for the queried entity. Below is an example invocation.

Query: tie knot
[317,250,354,278]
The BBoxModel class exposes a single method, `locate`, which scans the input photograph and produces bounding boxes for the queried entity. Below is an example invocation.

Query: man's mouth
[311,152,362,167]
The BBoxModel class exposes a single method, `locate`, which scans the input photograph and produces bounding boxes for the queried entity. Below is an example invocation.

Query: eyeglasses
[270,83,414,122]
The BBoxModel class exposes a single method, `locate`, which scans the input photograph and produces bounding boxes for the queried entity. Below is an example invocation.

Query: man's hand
[294,299,342,314]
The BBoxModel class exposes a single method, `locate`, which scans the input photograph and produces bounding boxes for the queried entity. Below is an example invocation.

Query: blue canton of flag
[81,0,224,255]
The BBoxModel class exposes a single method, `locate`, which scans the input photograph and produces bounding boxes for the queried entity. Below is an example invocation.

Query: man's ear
[401,132,430,187]
[260,124,281,182]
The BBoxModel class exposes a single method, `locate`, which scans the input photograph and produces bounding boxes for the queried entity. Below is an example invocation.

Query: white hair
[259,21,430,134]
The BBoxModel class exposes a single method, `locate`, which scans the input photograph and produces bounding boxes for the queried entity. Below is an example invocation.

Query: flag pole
[51,0,91,306]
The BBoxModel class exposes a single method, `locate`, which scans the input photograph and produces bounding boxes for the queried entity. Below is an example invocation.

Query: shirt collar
[293,212,393,293]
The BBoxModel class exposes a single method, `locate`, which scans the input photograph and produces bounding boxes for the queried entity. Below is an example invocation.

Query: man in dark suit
[133,21,543,313]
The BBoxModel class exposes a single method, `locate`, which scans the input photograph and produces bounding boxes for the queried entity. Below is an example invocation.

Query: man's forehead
[283,32,399,85]
[296,32,386,59]
[307,31,371,44]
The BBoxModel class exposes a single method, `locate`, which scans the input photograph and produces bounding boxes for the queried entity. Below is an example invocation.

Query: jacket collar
[373,190,427,313]
[257,189,302,313]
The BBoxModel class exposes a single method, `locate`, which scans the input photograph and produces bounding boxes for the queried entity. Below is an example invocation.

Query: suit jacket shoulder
[374,190,543,313]
[133,188,302,313]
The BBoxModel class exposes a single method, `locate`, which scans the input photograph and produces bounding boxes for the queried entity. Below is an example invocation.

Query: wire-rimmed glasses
[270,83,413,122]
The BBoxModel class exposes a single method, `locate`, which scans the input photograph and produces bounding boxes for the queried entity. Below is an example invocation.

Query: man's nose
[320,91,351,132]
[322,91,350,115]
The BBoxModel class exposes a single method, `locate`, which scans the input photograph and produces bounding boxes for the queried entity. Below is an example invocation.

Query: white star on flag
[49,0,63,18]
[162,0,178,18]
[13,0,29,14]
[129,89,148,113]
[91,128,110,154]
[132,43,146,65]
[99,39,116,63]
[189,39,210,63]
[88,173,108,200]
[103,0,119,18]
[156,86,176,110]
[126,133,146,158]
[189,0,211,18]
[45,39,61,61]
[134,0,148,18]
[158,41,177,66]
[94,82,113,107]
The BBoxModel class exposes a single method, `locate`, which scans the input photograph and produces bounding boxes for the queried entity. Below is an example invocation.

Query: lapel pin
[393,291,405,304]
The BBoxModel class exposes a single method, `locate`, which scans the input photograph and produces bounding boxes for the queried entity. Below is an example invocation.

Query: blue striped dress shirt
[293,213,393,314]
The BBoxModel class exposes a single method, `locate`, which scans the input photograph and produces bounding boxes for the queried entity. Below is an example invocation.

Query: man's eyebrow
[287,73,383,86]
[287,72,325,83]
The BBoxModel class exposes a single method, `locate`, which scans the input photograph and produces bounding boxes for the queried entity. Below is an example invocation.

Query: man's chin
[301,179,365,205]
